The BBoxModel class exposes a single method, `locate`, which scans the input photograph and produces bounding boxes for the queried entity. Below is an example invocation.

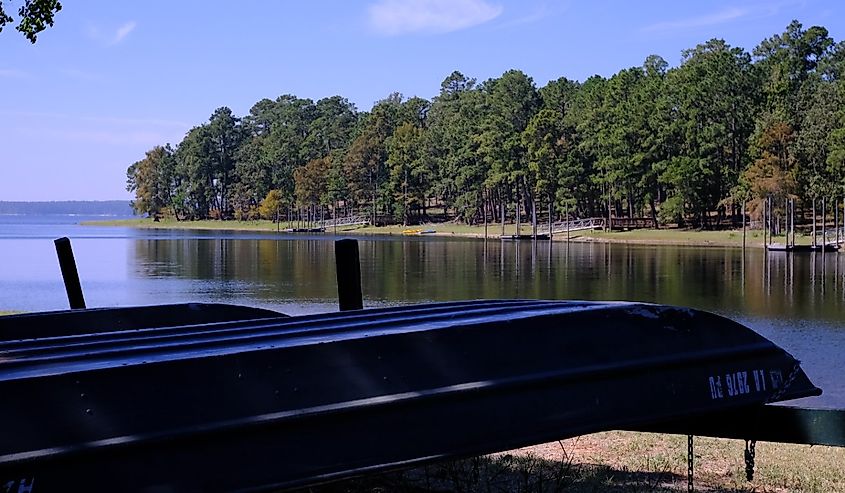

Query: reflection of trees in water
[131,238,845,321]
[755,249,845,320]
[131,239,338,301]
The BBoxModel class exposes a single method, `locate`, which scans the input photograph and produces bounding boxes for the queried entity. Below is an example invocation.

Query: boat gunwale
[0,299,576,345]
[0,300,570,350]
[0,301,671,377]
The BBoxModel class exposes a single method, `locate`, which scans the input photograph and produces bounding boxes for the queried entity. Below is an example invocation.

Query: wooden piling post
[500,201,505,239]
[784,197,788,241]
[54,237,86,309]
[567,207,571,243]
[822,197,827,253]
[483,190,488,241]
[787,199,791,249]
[335,239,363,311]
[763,198,768,248]
[812,198,817,248]
[742,201,746,250]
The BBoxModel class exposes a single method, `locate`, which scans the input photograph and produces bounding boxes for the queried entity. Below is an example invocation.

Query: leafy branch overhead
[0,0,62,43]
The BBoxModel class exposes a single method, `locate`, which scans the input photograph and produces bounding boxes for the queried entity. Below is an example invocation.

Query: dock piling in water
[54,237,86,309]
[335,239,363,311]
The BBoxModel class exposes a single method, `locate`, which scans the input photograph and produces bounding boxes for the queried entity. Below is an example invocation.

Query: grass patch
[85,218,823,249]
[354,222,509,237]
[300,432,845,492]
[83,218,539,238]
[0,311,21,316]
[576,229,760,247]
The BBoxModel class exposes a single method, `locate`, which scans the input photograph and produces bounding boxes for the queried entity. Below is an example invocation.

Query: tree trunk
[483,190,488,240]
[822,197,826,251]
[763,198,767,247]
[650,198,658,229]
[402,169,408,227]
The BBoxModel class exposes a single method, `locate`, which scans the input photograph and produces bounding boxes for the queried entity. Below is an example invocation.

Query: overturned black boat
[0,300,820,492]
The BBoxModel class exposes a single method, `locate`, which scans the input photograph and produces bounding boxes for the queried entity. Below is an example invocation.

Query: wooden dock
[282,227,326,233]
[767,243,840,252]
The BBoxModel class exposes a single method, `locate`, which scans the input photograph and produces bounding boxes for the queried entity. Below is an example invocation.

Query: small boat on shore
[0,299,819,492]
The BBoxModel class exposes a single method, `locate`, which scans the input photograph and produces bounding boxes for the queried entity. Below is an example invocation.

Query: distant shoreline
[82,218,806,249]
[0,200,133,216]
[0,213,135,217]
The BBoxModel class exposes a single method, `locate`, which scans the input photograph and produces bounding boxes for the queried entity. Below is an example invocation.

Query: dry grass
[544,432,845,492]
[299,432,845,493]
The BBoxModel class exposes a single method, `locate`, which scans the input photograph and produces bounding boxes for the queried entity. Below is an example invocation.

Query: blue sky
[1,0,842,201]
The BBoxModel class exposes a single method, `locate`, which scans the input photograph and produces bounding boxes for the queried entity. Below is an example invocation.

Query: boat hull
[0,300,820,491]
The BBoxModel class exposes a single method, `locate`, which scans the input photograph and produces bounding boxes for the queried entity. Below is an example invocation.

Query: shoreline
[83,218,809,249]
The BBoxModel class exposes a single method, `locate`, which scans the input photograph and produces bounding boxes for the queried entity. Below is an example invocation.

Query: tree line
[127,20,845,228]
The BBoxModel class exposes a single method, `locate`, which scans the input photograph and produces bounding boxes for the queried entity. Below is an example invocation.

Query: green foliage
[522,109,562,200]
[387,122,429,224]
[478,70,539,191]
[126,20,845,229]
[658,195,685,226]
[126,145,176,218]
[342,95,402,220]
[754,20,833,123]
[0,0,61,42]
[828,112,845,194]
[428,71,484,217]
[664,39,759,224]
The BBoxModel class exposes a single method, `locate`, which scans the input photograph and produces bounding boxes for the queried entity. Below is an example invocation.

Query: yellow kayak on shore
[402,228,436,235]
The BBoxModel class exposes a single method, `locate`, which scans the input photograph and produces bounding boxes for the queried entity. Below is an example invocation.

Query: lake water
[0,214,843,408]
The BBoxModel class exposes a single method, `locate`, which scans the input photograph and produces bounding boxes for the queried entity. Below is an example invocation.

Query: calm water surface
[0,215,843,408]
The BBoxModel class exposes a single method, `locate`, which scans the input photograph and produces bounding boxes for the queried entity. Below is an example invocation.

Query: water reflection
[131,236,845,323]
